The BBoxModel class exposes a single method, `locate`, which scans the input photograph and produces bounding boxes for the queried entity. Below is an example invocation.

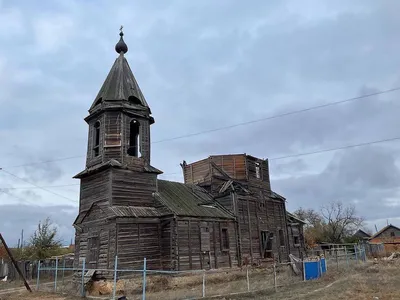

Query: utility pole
[0,233,32,292]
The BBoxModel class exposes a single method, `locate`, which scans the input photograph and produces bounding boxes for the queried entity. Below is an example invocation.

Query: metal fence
[1,246,367,299]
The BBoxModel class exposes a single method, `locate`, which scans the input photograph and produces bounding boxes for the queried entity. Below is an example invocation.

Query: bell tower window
[93,121,101,157]
[128,120,140,157]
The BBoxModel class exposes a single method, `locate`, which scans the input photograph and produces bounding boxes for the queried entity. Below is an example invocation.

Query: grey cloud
[273,146,400,222]
[1,0,400,240]
[0,204,76,246]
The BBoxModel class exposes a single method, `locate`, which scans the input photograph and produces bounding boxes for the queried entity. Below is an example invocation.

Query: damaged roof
[155,180,234,219]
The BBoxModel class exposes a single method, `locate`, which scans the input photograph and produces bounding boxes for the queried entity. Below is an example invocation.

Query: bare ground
[1,259,400,300]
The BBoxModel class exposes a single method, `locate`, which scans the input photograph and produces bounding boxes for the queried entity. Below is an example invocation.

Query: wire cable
[3,86,400,169]
[0,169,77,203]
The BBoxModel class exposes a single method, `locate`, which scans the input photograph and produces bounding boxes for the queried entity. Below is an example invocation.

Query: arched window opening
[94,97,103,106]
[128,120,140,157]
[93,121,101,157]
[128,95,142,105]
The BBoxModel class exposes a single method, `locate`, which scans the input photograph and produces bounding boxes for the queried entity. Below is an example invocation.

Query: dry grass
[3,259,400,300]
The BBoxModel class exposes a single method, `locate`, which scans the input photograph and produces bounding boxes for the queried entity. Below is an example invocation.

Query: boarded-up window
[279,229,285,247]
[293,236,300,246]
[104,133,121,147]
[221,228,229,250]
[200,226,210,252]
[87,236,99,265]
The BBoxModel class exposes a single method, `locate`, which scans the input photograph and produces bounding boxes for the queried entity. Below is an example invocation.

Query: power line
[152,87,400,144]
[9,155,85,168]
[0,169,77,203]
[1,135,400,192]
[3,86,400,169]
[0,184,80,190]
[0,189,37,205]
[270,136,400,160]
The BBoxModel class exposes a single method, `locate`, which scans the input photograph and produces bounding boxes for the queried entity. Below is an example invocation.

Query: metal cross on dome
[120,25,123,32]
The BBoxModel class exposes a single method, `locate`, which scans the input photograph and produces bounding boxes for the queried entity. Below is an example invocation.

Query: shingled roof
[89,52,150,112]
[155,180,234,219]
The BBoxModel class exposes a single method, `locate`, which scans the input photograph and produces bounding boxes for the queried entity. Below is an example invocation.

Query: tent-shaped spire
[90,28,150,112]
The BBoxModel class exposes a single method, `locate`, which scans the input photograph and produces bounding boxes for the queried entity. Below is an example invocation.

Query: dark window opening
[128,95,142,105]
[279,229,285,247]
[94,97,102,106]
[221,228,229,250]
[93,121,101,157]
[294,236,300,246]
[391,231,395,237]
[255,162,260,179]
[127,120,140,157]
[261,231,273,258]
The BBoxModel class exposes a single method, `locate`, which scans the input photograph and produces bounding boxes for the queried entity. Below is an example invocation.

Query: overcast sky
[1,0,400,246]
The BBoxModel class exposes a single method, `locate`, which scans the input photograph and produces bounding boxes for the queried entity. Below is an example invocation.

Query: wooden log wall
[111,168,157,207]
[174,218,238,271]
[79,169,111,212]
[117,222,162,270]
[245,156,271,192]
[86,114,105,167]
[287,224,304,257]
[74,206,113,272]
[103,111,122,162]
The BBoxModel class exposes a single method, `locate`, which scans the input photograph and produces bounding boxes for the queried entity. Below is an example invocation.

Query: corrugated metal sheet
[156,180,234,219]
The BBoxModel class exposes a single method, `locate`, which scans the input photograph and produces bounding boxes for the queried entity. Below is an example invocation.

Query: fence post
[354,245,358,263]
[112,255,118,300]
[273,263,277,292]
[62,257,66,289]
[36,260,41,291]
[202,270,206,298]
[345,247,349,268]
[246,265,250,292]
[54,257,58,292]
[142,257,147,300]
[335,250,339,271]
[81,258,86,297]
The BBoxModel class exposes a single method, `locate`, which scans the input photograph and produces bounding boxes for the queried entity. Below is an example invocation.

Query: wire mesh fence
[1,245,369,299]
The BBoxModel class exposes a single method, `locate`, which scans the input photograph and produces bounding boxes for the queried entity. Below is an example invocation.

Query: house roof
[369,224,400,240]
[73,179,235,225]
[286,211,306,224]
[155,180,234,219]
[353,229,371,239]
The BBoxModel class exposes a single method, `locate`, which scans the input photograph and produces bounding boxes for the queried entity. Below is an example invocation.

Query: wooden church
[72,30,305,274]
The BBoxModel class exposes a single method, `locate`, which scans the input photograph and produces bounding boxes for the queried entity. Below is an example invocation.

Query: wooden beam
[246,198,253,262]
[0,234,32,292]
[213,222,218,269]
[188,220,192,269]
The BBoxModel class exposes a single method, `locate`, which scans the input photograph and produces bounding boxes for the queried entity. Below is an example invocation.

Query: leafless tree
[320,201,364,243]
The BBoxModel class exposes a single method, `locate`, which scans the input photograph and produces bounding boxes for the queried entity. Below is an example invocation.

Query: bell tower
[84,28,154,169]
[74,28,162,213]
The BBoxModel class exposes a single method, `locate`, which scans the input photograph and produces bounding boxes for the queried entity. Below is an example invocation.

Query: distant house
[352,229,371,242]
[369,224,400,253]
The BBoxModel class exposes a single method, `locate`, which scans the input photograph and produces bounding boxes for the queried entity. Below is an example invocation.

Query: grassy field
[1,259,399,299]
